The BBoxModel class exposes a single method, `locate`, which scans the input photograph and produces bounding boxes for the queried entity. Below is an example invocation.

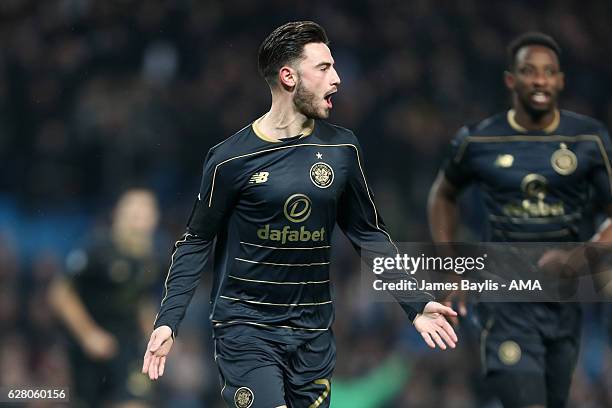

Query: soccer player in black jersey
[142,21,457,408]
[428,32,612,408]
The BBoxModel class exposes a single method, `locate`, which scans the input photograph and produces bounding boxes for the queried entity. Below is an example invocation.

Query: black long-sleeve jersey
[67,235,160,332]
[443,109,612,242]
[154,118,432,339]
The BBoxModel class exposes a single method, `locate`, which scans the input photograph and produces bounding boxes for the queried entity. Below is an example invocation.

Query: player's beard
[293,80,328,120]
[515,88,558,121]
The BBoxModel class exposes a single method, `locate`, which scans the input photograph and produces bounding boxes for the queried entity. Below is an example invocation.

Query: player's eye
[544,67,557,76]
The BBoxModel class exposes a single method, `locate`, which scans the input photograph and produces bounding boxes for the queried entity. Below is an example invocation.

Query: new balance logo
[249,172,269,184]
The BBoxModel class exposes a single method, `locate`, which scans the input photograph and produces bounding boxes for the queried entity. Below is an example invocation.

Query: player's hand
[538,248,588,277]
[142,325,174,380]
[538,248,570,270]
[414,301,458,350]
[80,326,118,361]
[442,292,467,327]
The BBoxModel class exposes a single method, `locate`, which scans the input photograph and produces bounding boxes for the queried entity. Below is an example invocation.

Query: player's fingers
[428,303,457,317]
[538,250,558,267]
[440,304,457,317]
[147,356,155,380]
[159,356,166,377]
[442,300,458,325]
[142,351,151,373]
[421,332,436,349]
[154,355,162,380]
[436,326,456,349]
[149,356,159,380]
[430,330,447,350]
[439,318,458,343]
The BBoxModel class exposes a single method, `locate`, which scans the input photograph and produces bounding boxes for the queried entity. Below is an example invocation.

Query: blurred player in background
[143,21,457,408]
[428,32,612,408]
[49,188,161,408]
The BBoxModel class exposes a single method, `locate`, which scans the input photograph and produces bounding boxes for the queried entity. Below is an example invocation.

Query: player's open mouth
[324,91,336,109]
[530,91,551,104]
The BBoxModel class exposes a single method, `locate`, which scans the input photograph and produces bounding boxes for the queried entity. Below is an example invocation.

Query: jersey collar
[252,115,315,143]
[507,109,560,134]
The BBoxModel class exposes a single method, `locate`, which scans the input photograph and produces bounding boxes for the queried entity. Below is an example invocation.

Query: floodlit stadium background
[1,0,612,407]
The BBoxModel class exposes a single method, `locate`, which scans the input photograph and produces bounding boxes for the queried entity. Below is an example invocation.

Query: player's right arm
[427,126,474,319]
[48,277,118,360]
[143,147,239,380]
[428,172,461,243]
[427,126,473,243]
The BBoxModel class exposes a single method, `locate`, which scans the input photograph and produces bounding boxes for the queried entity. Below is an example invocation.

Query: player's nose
[532,71,547,87]
[330,67,341,87]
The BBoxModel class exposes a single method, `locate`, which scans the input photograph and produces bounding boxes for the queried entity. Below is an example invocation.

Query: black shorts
[214,327,335,408]
[478,303,581,408]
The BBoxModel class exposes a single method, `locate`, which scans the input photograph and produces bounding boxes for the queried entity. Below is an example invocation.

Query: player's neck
[512,105,559,132]
[258,101,314,141]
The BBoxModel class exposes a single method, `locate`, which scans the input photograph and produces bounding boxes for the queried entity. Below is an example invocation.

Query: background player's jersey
[155,119,431,338]
[443,109,612,242]
[66,235,160,332]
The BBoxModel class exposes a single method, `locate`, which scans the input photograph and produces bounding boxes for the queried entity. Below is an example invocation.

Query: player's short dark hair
[258,21,329,86]
[507,32,562,71]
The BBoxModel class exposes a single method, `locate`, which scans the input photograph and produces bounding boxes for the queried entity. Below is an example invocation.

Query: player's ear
[558,71,565,91]
[279,66,297,89]
[503,70,515,91]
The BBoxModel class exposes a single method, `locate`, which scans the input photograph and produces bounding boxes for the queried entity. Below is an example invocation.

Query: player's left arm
[591,211,612,242]
[337,137,457,349]
[143,147,239,379]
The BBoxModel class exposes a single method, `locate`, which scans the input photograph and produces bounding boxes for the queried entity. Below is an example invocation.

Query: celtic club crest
[310,162,334,189]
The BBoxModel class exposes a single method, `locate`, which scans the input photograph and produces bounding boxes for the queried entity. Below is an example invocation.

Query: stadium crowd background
[1,0,611,406]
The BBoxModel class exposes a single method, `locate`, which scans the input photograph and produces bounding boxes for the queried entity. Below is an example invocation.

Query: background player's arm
[428,127,473,318]
[338,138,457,349]
[143,147,238,380]
[592,208,612,242]
[427,172,469,320]
[428,171,461,243]
[428,126,473,243]
[48,277,118,360]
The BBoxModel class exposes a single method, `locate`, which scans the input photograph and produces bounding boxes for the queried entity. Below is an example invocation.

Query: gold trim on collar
[251,115,315,143]
[507,110,527,132]
[252,116,279,143]
[544,109,561,133]
[301,120,315,137]
[507,109,560,134]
